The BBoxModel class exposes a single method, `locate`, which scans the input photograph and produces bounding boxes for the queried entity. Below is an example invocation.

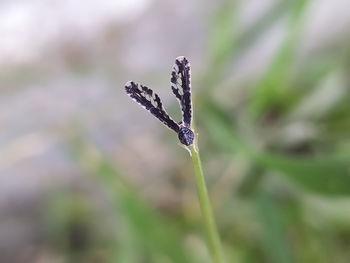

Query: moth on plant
[125,56,194,146]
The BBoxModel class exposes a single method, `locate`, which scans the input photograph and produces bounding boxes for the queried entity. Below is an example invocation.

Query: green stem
[189,142,225,263]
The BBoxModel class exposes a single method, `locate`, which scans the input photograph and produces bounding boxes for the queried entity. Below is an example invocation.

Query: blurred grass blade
[200,0,294,96]
[255,191,294,263]
[208,1,237,67]
[69,137,196,263]
[255,153,350,195]
[204,108,350,195]
[250,0,310,117]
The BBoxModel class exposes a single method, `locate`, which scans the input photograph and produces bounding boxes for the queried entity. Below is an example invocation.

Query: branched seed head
[125,56,194,146]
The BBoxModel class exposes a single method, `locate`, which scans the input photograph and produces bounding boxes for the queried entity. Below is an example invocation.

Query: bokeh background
[1,0,350,262]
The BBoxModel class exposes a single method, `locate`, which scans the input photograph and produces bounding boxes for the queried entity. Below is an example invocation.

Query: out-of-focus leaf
[204,109,350,195]
[255,153,350,195]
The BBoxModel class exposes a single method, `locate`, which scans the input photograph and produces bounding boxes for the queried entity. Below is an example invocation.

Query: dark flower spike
[125,81,180,132]
[125,57,194,146]
[170,56,192,128]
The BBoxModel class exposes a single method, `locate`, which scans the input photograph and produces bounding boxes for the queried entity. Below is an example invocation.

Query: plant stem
[189,143,225,263]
